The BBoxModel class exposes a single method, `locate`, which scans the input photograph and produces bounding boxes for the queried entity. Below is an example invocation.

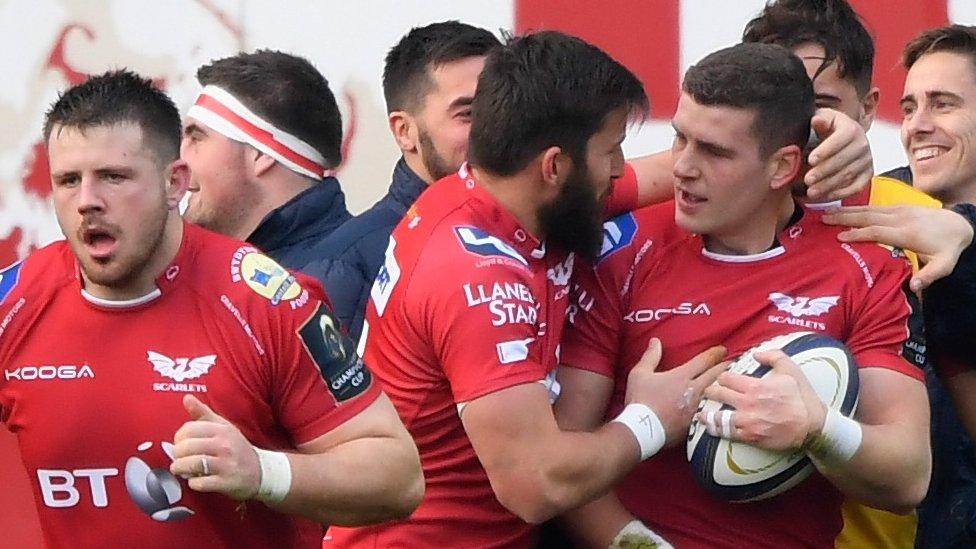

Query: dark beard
[418,128,455,182]
[538,165,604,261]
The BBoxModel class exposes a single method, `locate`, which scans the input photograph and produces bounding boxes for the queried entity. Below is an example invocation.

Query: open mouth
[677,188,707,208]
[912,146,948,163]
[81,226,119,260]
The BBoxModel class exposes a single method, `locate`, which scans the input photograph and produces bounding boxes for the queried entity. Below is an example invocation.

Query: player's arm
[822,204,973,291]
[461,341,723,524]
[627,107,872,206]
[170,392,423,526]
[554,367,661,547]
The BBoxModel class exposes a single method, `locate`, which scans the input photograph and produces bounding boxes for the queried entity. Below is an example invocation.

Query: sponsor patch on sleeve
[370,237,400,317]
[0,261,23,305]
[455,225,528,266]
[298,303,373,402]
[230,246,303,306]
[597,213,638,263]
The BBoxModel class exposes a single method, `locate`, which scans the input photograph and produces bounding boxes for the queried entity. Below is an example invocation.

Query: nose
[903,106,935,142]
[76,176,105,216]
[672,147,699,181]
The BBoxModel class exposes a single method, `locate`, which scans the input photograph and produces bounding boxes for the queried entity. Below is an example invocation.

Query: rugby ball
[686,331,859,502]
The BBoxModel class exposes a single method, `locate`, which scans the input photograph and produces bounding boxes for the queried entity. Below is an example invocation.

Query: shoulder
[0,240,73,304]
[799,209,912,285]
[594,200,682,277]
[868,175,941,208]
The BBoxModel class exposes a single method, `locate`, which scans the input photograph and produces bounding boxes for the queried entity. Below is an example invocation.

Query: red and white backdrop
[0,1,968,545]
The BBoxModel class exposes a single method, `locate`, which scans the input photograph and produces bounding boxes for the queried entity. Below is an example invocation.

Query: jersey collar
[457,163,547,261]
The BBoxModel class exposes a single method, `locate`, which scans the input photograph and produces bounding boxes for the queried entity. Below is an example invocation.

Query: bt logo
[36,441,194,521]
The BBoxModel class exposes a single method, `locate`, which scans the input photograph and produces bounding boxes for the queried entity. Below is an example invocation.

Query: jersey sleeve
[417,261,548,404]
[266,274,381,445]
[845,254,924,382]
[604,163,639,218]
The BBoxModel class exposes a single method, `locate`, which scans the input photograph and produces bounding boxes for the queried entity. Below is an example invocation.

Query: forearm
[493,422,640,523]
[270,433,424,526]
[814,420,930,513]
[561,493,637,548]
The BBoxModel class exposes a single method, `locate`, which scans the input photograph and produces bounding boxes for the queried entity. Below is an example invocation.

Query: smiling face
[901,51,976,204]
[410,55,485,182]
[49,122,177,295]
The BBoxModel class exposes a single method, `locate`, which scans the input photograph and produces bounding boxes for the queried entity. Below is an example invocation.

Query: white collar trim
[81,287,162,308]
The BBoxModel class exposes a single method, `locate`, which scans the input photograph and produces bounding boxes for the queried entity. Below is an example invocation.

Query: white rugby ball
[686,331,859,502]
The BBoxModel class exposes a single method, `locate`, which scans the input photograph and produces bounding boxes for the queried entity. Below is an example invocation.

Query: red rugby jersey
[562,200,921,549]
[0,222,379,548]
[327,164,637,548]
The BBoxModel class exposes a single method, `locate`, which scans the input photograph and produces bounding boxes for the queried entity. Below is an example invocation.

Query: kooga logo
[4,365,95,381]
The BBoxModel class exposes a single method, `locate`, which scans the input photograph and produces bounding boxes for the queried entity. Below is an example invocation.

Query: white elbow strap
[253,447,293,503]
[611,519,674,549]
[806,408,863,464]
[612,403,666,461]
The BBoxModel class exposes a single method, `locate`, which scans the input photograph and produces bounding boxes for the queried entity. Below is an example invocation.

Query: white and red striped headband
[187,85,327,179]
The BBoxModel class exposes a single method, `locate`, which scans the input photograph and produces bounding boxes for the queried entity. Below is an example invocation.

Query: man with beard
[557,43,930,548]
[309,20,877,343]
[323,31,727,549]
[0,70,422,547]
[180,49,351,271]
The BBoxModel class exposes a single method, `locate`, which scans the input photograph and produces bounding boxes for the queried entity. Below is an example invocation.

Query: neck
[469,165,544,238]
[82,213,184,301]
[238,170,317,239]
[403,151,434,185]
[704,193,795,255]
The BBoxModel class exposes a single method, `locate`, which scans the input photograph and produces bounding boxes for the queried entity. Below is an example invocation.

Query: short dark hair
[197,49,342,169]
[383,20,500,114]
[468,31,648,176]
[43,70,181,166]
[682,42,814,157]
[742,0,874,96]
[904,24,976,74]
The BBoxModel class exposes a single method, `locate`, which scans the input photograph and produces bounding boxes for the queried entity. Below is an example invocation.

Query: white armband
[612,403,666,461]
[806,408,863,465]
[610,519,674,549]
[253,447,293,503]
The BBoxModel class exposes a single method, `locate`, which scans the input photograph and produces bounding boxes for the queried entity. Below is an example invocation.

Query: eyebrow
[814,93,842,104]
[901,89,964,106]
[183,122,207,135]
[672,123,735,156]
[447,96,474,111]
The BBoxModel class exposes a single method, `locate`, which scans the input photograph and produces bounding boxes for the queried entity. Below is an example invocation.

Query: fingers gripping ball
[686,332,859,502]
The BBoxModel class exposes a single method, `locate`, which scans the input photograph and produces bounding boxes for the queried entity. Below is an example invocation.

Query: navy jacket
[304,158,427,341]
[247,177,351,272]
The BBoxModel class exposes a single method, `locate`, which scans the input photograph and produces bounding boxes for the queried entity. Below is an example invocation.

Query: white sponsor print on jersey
[371,237,400,317]
[147,351,215,393]
[546,254,575,287]
[624,302,712,322]
[767,293,839,317]
[766,292,840,331]
[4,364,94,381]
[464,281,540,327]
[496,337,535,365]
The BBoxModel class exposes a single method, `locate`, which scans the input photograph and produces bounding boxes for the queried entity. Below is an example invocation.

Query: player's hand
[625,338,727,445]
[170,395,262,500]
[610,519,674,549]
[699,350,826,451]
[823,204,974,292]
[804,108,873,201]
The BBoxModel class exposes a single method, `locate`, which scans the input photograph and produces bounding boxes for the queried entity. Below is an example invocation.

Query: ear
[540,146,573,190]
[859,87,880,131]
[768,144,803,191]
[165,159,191,209]
[250,149,276,178]
[389,111,418,153]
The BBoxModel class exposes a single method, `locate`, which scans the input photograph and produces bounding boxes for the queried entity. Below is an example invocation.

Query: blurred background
[0,1,970,546]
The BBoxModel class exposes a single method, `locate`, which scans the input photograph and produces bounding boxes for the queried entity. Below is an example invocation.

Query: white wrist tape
[806,408,863,464]
[253,447,293,503]
[612,403,666,461]
[610,519,673,549]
